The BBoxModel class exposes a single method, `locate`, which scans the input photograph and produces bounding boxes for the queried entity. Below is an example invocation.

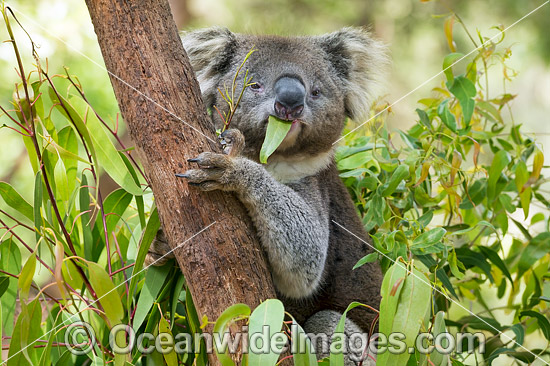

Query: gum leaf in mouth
[259,115,292,164]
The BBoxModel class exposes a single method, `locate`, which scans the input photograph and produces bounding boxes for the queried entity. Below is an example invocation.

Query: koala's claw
[179,151,238,192]
[219,129,245,157]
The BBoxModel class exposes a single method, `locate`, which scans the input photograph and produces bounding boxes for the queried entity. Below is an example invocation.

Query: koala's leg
[304,310,376,366]
[144,229,175,267]
[182,130,330,299]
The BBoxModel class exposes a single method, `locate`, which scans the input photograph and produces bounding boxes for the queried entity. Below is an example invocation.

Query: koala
[146,27,387,364]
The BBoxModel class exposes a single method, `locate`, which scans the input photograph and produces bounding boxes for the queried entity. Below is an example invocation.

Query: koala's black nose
[274,77,305,120]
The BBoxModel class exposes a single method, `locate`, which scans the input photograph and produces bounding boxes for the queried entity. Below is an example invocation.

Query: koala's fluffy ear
[317,28,388,122]
[181,27,236,107]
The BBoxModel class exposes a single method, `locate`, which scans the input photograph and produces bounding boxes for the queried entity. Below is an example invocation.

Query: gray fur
[148,27,386,358]
[304,310,376,365]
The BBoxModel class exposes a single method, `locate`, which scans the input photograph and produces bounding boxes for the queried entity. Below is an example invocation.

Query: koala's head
[182,27,387,160]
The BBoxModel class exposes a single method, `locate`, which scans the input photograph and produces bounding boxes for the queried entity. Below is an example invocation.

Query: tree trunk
[84,0,279,364]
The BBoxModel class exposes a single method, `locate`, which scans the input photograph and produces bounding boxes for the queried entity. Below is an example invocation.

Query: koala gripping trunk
[84,0,281,364]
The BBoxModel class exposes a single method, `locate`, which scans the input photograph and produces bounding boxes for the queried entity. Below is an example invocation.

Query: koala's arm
[184,153,329,299]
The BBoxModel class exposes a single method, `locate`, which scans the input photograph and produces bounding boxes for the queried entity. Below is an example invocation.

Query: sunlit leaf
[53,157,69,205]
[0,182,33,222]
[158,316,178,366]
[133,264,171,331]
[86,261,124,326]
[447,76,476,126]
[213,303,251,366]
[487,150,511,202]
[248,299,285,366]
[7,298,42,365]
[378,265,431,365]
[444,16,456,52]
[291,320,318,366]
[128,207,160,310]
[411,228,446,249]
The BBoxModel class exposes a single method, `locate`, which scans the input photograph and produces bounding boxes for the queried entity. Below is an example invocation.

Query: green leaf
[1,239,21,337]
[158,316,179,366]
[487,150,511,202]
[382,165,409,196]
[101,188,134,237]
[353,252,378,269]
[248,299,285,366]
[442,53,464,82]
[447,76,476,126]
[477,246,513,285]
[51,91,142,196]
[416,108,432,130]
[7,298,43,365]
[379,261,408,336]
[515,160,529,191]
[517,233,550,279]
[291,320,318,366]
[437,100,457,132]
[424,311,449,366]
[507,324,525,346]
[33,172,43,245]
[18,253,36,301]
[44,128,89,165]
[519,311,550,341]
[170,274,185,326]
[213,303,251,366]
[0,182,34,222]
[0,276,9,298]
[476,101,503,124]
[79,173,94,260]
[53,157,70,204]
[259,116,292,164]
[86,261,124,326]
[337,151,372,171]
[133,264,171,331]
[377,265,432,365]
[411,228,446,249]
[128,207,160,310]
[48,87,98,183]
[456,247,494,283]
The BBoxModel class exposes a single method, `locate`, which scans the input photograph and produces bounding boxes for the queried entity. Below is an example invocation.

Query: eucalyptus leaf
[0,182,34,222]
[259,116,292,164]
[248,299,285,366]
[447,76,476,126]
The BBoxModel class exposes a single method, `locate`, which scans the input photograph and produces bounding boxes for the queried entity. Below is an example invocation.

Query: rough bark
[84,0,278,364]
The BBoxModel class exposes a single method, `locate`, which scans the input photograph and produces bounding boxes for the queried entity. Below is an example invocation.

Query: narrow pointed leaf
[259,116,292,163]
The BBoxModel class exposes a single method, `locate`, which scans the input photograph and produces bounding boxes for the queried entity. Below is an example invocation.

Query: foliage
[335,16,549,365]
[1,3,549,366]
[0,6,199,366]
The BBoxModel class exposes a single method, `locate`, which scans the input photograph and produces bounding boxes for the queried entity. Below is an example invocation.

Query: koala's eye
[250,82,263,92]
[311,88,321,98]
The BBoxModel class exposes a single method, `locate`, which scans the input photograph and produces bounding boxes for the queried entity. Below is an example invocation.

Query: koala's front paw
[179,152,241,192]
[219,129,245,157]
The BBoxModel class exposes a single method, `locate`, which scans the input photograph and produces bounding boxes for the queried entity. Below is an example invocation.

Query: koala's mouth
[278,119,304,150]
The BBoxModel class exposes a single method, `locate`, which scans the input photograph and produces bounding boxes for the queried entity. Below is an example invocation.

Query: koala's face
[183,28,386,160]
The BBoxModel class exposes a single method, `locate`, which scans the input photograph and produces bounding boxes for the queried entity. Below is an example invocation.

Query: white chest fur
[265,150,334,184]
